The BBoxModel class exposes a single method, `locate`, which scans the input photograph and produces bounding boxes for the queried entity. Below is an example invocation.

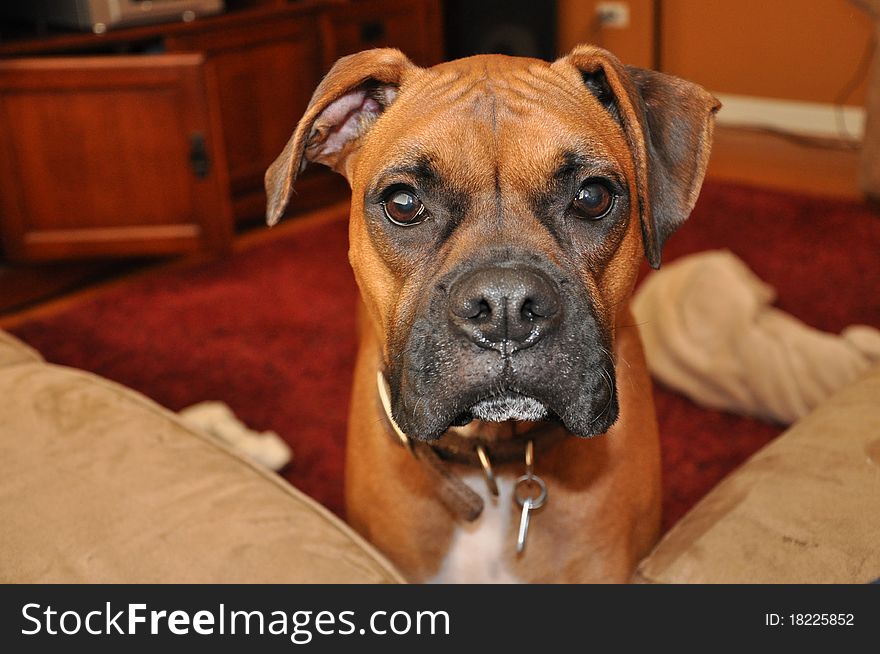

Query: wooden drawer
[327,0,444,68]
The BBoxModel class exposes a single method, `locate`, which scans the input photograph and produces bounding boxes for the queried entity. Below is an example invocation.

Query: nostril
[521,295,558,320]
[521,298,537,321]
[454,296,492,321]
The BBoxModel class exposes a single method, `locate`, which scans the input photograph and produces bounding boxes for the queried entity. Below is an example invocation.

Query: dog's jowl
[266,45,719,583]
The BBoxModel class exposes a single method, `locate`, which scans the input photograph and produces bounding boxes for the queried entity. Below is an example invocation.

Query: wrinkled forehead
[356,54,632,193]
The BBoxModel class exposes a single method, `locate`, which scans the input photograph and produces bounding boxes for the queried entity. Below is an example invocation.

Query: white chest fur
[428,473,523,584]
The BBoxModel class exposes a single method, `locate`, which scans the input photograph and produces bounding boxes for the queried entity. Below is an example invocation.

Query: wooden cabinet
[0,0,443,263]
[0,55,233,261]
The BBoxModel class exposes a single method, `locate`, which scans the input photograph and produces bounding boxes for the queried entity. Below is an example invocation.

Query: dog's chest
[429,474,523,584]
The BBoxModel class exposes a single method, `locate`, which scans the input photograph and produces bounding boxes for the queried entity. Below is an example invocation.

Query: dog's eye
[382,189,427,226]
[571,180,615,220]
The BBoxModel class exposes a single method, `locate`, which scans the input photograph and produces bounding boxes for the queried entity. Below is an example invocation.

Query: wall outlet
[596,2,630,29]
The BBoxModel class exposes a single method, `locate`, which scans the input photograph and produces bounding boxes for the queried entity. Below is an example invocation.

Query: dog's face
[266,46,719,440]
[348,56,643,440]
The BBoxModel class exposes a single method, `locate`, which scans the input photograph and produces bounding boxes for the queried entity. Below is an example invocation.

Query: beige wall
[662,0,873,106]
[558,0,874,107]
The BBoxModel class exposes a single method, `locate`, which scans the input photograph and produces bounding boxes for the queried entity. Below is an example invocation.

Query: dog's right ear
[265,48,416,226]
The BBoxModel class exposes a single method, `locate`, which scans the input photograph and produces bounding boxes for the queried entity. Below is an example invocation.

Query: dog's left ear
[553,45,720,268]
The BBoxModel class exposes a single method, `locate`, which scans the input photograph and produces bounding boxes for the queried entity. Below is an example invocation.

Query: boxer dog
[265,45,719,583]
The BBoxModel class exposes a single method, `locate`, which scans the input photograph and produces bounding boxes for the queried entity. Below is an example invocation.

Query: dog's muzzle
[446,265,564,422]
[389,253,618,440]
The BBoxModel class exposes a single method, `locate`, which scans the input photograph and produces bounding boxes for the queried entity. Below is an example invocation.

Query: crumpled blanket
[631,249,880,424]
[178,401,292,471]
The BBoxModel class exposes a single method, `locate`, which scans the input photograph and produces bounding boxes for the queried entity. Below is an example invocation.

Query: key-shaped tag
[513,473,547,554]
[517,497,534,553]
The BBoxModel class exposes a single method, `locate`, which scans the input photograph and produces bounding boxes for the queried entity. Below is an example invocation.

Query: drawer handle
[360,21,386,42]
[190,133,210,179]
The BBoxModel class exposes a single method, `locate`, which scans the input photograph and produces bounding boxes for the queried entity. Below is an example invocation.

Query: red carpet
[9,181,880,532]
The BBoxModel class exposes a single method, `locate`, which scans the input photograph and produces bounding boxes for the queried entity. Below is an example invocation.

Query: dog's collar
[420,423,564,466]
[376,372,563,522]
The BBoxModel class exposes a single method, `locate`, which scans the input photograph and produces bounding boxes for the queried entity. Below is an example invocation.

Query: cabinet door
[166,11,325,221]
[0,54,233,262]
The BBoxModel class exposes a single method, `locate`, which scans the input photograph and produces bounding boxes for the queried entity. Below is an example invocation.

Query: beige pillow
[0,329,43,368]
[637,365,880,583]
[0,332,402,583]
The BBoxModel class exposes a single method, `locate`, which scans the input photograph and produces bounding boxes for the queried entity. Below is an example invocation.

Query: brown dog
[266,45,719,583]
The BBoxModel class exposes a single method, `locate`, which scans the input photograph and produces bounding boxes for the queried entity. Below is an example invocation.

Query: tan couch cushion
[0,333,402,583]
[0,329,43,368]
[637,364,880,583]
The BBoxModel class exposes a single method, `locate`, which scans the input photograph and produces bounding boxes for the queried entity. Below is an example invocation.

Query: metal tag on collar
[514,440,547,554]
[376,371,414,455]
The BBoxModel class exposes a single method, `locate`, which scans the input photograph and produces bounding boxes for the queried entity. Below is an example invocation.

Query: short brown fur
[267,46,718,582]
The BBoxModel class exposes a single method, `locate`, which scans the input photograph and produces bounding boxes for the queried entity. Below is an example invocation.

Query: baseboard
[713,93,865,141]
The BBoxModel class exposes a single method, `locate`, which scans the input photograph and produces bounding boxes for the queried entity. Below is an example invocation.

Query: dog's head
[266,46,719,440]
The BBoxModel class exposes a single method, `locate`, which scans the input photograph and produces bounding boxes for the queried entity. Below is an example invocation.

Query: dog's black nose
[448,267,561,351]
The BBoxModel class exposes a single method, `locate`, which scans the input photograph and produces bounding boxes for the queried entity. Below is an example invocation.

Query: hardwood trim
[0,200,351,329]
[20,234,202,261]
[0,53,204,73]
[0,261,138,316]
[25,225,200,243]
[164,9,317,53]
[0,1,330,57]
[198,53,235,252]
